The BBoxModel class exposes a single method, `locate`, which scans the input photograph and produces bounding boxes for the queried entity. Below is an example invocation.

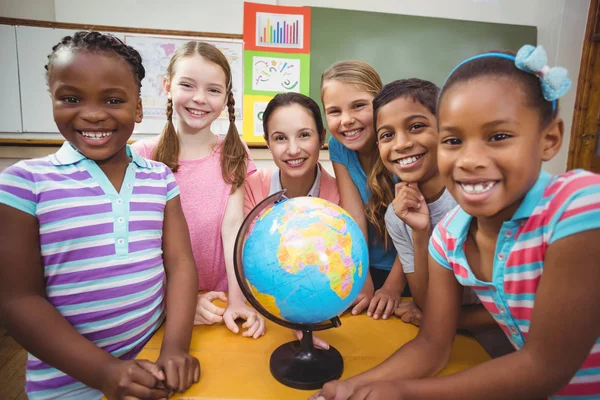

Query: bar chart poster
[243,2,311,54]
[256,13,303,49]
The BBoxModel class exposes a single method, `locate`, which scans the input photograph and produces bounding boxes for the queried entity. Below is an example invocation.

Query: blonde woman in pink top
[244,92,340,215]
[134,41,265,339]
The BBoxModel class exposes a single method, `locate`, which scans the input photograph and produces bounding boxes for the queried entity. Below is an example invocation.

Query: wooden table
[137,311,490,399]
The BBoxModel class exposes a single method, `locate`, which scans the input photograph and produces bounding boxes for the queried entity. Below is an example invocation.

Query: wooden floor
[0,327,27,400]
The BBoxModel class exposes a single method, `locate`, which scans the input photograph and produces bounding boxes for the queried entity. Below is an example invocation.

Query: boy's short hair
[373,79,440,132]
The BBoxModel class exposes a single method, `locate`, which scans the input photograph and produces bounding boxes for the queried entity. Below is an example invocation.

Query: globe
[234,192,369,390]
[241,196,368,324]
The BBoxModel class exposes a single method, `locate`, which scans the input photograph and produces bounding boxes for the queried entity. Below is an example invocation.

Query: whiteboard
[14,25,244,135]
[0,25,22,133]
[17,26,72,134]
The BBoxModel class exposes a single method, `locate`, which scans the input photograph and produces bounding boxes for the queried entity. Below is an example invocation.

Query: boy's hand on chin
[393,182,430,232]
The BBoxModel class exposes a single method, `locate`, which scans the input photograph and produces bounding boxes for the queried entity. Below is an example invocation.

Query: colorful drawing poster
[244,2,311,54]
[253,56,300,92]
[244,51,310,96]
[243,95,273,145]
[253,102,269,136]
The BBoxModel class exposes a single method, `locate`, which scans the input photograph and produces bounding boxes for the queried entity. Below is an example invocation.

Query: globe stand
[270,329,343,390]
[235,191,364,391]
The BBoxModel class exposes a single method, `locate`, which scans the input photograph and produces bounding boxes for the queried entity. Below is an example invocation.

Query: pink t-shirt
[133,135,256,291]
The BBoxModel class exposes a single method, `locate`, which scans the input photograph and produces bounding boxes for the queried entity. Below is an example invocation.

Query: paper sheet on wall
[252,56,301,93]
[243,95,272,145]
[244,51,310,96]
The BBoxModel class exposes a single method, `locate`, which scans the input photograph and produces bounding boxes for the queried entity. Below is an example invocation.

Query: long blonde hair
[153,41,248,192]
[367,157,396,249]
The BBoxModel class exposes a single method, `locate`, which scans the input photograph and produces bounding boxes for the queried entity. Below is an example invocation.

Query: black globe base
[270,330,343,390]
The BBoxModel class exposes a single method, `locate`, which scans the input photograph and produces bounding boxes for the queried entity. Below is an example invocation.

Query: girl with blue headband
[310,45,600,400]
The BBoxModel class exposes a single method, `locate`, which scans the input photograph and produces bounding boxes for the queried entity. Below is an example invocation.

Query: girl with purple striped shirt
[0,31,200,400]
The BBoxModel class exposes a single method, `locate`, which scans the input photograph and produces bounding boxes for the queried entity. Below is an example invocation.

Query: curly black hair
[45,31,145,93]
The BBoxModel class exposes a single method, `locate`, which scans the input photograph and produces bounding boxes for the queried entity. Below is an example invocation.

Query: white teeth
[396,154,422,166]
[460,181,496,194]
[286,159,305,166]
[81,131,113,140]
[188,109,208,116]
[342,129,361,137]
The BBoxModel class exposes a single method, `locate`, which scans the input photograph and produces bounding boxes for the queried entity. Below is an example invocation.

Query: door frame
[568,0,600,170]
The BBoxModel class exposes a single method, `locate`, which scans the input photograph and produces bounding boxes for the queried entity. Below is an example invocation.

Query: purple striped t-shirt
[0,142,179,400]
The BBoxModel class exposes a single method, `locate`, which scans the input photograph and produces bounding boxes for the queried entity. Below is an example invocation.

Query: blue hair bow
[515,45,571,103]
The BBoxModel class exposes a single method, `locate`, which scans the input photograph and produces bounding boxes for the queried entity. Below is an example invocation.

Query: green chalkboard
[309,7,537,133]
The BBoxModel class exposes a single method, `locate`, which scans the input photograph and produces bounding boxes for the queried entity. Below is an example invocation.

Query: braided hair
[153,41,249,193]
[45,31,145,94]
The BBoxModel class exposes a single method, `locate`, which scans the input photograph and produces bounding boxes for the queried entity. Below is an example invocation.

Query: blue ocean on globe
[242,197,368,324]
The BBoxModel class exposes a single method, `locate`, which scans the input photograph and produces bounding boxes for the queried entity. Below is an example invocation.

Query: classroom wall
[0,0,590,174]
[278,0,589,174]
[550,1,590,176]
[0,0,54,20]
[53,0,276,34]
[280,0,542,25]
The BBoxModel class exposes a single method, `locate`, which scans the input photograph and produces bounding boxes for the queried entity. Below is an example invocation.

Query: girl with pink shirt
[134,41,265,339]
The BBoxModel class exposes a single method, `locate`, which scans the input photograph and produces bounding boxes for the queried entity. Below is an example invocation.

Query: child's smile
[392,152,426,170]
[338,127,365,141]
[455,178,499,203]
[77,129,116,145]
[185,108,211,117]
